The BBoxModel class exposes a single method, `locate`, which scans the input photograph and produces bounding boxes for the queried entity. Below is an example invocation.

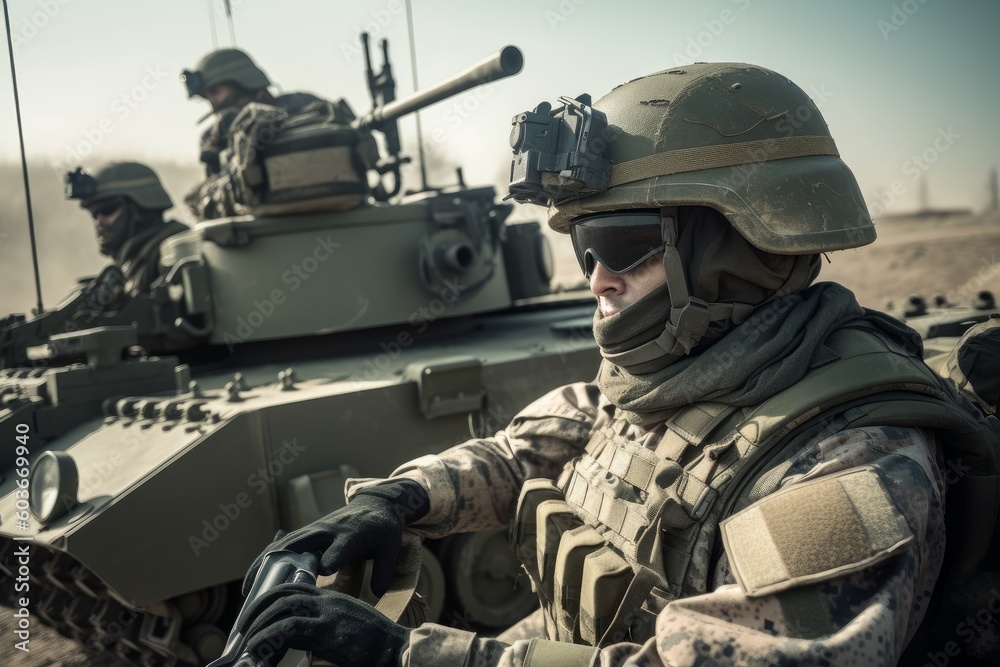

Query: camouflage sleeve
[600,425,946,667]
[184,173,241,221]
[346,382,604,538]
[199,108,241,176]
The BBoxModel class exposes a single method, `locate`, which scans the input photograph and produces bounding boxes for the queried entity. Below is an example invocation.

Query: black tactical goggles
[64,167,97,200]
[570,210,672,279]
[87,199,124,219]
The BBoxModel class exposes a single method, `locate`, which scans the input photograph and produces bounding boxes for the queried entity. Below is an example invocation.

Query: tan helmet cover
[548,63,875,255]
[192,48,271,96]
[83,162,172,212]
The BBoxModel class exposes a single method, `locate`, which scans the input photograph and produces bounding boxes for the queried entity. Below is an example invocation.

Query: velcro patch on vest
[523,638,599,667]
[720,467,913,597]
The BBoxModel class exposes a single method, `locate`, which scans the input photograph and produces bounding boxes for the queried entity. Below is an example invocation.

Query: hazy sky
[1,0,998,226]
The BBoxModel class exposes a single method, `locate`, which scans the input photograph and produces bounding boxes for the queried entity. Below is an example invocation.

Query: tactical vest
[119,220,189,296]
[511,324,1000,648]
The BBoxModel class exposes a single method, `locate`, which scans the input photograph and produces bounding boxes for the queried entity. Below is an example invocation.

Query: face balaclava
[592,206,869,426]
[593,206,821,374]
[92,199,161,260]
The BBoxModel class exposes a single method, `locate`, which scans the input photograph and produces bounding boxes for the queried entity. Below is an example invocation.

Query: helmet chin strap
[661,209,760,354]
[600,209,755,369]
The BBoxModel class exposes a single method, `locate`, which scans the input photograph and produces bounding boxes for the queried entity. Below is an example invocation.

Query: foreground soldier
[66,161,188,298]
[233,64,999,666]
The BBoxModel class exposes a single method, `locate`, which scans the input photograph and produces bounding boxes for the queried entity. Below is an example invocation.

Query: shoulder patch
[720,467,913,597]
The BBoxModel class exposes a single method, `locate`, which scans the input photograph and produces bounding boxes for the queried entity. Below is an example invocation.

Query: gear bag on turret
[187,98,379,220]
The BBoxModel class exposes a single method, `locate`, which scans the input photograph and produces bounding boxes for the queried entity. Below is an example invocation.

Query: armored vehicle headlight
[29,451,79,524]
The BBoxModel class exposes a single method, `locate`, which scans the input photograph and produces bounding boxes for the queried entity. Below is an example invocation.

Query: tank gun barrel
[354,45,524,130]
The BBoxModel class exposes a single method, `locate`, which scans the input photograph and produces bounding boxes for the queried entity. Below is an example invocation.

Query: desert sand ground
[819,212,1000,312]
[2,211,999,666]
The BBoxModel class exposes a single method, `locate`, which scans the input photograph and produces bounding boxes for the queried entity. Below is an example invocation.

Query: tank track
[0,536,233,666]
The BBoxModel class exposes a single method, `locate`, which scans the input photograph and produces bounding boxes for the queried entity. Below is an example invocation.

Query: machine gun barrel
[354,45,523,130]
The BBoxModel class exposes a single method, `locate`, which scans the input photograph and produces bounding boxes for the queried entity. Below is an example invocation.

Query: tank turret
[0,36,599,666]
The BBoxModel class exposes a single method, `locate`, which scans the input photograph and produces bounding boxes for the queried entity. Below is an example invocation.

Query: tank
[888,289,999,365]
[0,36,600,666]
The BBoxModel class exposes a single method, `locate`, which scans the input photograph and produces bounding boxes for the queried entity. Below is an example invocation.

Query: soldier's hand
[239,582,408,667]
[199,150,221,175]
[242,479,429,598]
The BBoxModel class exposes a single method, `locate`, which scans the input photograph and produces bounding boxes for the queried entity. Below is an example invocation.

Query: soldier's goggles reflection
[570,211,666,279]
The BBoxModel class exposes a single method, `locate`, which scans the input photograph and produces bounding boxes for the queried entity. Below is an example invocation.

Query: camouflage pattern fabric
[347,383,946,667]
[198,106,243,177]
[116,219,189,297]
[186,103,283,220]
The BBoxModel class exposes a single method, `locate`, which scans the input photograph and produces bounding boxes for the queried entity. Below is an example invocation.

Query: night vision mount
[64,167,97,201]
[507,94,611,207]
[179,69,205,98]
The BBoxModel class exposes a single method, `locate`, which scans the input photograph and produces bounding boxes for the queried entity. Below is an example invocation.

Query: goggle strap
[660,210,722,352]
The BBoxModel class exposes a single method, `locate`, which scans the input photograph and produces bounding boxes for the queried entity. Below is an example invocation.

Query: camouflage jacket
[348,382,946,667]
[115,219,189,297]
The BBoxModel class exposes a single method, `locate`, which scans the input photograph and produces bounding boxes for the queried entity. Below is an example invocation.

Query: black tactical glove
[199,150,221,176]
[239,581,408,667]
[242,479,430,597]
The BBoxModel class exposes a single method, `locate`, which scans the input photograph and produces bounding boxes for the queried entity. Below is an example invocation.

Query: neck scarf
[597,282,866,425]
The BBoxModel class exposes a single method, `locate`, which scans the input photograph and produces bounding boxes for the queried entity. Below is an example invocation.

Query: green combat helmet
[66,161,175,259]
[508,62,875,352]
[65,161,172,212]
[181,48,271,99]
[512,62,874,250]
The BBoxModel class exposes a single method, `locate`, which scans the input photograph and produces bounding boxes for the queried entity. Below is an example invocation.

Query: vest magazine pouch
[512,479,564,586]
[535,499,582,604]
[553,524,605,643]
[579,546,634,646]
[252,122,373,216]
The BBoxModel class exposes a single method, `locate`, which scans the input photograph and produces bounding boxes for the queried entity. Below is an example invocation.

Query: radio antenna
[3,0,45,314]
[207,0,219,49]
[404,0,428,192]
[224,0,237,47]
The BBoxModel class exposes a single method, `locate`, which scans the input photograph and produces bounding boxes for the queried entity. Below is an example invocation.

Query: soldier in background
[180,48,328,219]
[230,64,999,666]
[181,48,322,178]
[66,161,188,298]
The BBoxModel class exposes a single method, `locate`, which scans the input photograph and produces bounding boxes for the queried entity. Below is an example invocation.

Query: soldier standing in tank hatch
[229,63,1000,666]
[181,48,323,178]
[180,48,327,219]
[66,161,188,300]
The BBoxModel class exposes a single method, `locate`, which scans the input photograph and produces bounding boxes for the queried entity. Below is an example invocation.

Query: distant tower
[989,167,999,213]
[918,174,929,212]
